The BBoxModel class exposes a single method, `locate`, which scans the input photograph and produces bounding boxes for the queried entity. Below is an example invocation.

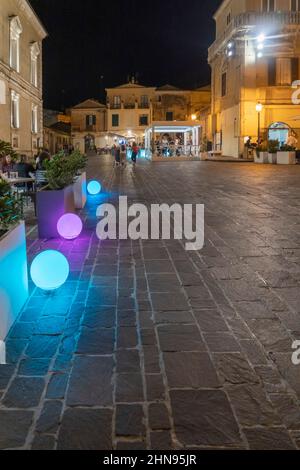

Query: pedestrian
[114,145,121,168]
[1,155,14,175]
[120,144,127,168]
[131,142,139,166]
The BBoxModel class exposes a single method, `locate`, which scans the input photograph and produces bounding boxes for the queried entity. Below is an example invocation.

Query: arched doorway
[85,134,95,153]
[268,122,290,147]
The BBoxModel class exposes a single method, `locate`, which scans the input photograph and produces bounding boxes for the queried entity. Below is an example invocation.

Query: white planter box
[268,153,277,164]
[277,152,296,165]
[255,152,268,163]
[73,172,87,209]
[0,222,28,346]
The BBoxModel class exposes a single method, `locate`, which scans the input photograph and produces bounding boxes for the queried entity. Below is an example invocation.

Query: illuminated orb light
[57,213,83,240]
[87,180,102,195]
[30,250,70,291]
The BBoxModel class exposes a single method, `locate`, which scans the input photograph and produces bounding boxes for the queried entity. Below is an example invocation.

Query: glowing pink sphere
[57,213,83,240]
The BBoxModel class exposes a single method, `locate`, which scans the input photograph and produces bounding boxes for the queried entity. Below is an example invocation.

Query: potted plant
[268,140,279,164]
[70,150,88,209]
[0,140,17,161]
[255,143,268,163]
[0,178,28,357]
[36,152,76,239]
[277,144,297,165]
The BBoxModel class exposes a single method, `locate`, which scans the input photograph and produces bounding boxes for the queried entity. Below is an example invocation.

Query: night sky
[29,0,222,110]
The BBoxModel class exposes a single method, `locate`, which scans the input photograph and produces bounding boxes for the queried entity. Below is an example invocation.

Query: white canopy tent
[145,121,201,160]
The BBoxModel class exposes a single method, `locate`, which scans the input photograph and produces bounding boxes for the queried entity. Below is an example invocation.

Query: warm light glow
[256,103,263,113]
[191,114,197,121]
[257,33,265,43]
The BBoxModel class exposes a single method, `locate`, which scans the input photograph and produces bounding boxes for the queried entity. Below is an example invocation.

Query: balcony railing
[208,11,300,60]
[71,125,97,133]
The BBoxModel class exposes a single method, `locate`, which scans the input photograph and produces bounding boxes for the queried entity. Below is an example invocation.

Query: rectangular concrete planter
[277,151,296,165]
[0,222,28,348]
[268,153,277,164]
[255,152,268,164]
[73,172,87,209]
[36,185,75,239]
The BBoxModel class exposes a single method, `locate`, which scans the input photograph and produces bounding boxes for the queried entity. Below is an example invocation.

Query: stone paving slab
[1,157,300,449]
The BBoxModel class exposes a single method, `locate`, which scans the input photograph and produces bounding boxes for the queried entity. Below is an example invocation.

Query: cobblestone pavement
[1,156,300,450]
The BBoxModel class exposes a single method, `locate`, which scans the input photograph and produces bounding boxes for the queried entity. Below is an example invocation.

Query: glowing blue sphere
[87,180,102,195]
[30,250,70,291]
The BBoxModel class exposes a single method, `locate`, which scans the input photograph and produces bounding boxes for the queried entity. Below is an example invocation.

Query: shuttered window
[268,58,276,86]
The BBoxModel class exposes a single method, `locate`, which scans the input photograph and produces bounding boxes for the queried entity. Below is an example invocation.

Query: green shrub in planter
[0,178,22,236]
[0,177,28,352]
[44,151,77,190]
[268,140,279,164]
[0,140,18,161]
[268,140,279,154]
[69,150,88,175]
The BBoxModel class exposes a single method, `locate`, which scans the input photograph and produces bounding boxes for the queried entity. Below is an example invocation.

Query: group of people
[0,149,52,189]
[112,142,139,168]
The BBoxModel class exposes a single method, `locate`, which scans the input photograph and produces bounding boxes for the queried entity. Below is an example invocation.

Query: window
[166,111,174,121]
[139,115,148,126]
[31,105,38,133]
[141,95,149,108]
[0,80,5,104]
[86,115,96,127]
[221,72,227,96]
[113,96,121,108]
[30,42,40,87]
[9,16,22,72]
[112,114,119,127]
[268,57,276,85]
[276,58,292,85]
[291,0,300,10]
[11,90,20,129]
[262,0,275,11]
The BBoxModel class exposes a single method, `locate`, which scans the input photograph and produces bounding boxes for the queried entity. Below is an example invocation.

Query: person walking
[131,142,139,166]
[120,144,127,168]
[114,145,121,168]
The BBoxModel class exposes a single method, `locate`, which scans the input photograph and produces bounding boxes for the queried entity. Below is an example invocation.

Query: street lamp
[256,102,263,144]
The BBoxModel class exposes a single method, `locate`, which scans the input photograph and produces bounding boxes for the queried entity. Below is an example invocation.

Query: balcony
[208,11,300,61]
[71,125,97,133]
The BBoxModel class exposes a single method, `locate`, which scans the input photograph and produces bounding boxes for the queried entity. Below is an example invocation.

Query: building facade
[70,99,107,153]
[70,82,211,154]
[0,0,47,156]
[106,80,156,145]
[43,110,72,155]
[208,0,300,158]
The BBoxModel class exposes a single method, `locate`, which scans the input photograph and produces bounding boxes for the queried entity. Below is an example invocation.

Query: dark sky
[29,0,222,110]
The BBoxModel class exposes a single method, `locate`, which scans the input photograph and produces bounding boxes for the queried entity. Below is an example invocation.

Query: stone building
[0,0,47,156]
[208,0,300,158]
[70,99,106,153]
[106,80,156,145]
[70,81,211,153]
[43,110,72,155]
